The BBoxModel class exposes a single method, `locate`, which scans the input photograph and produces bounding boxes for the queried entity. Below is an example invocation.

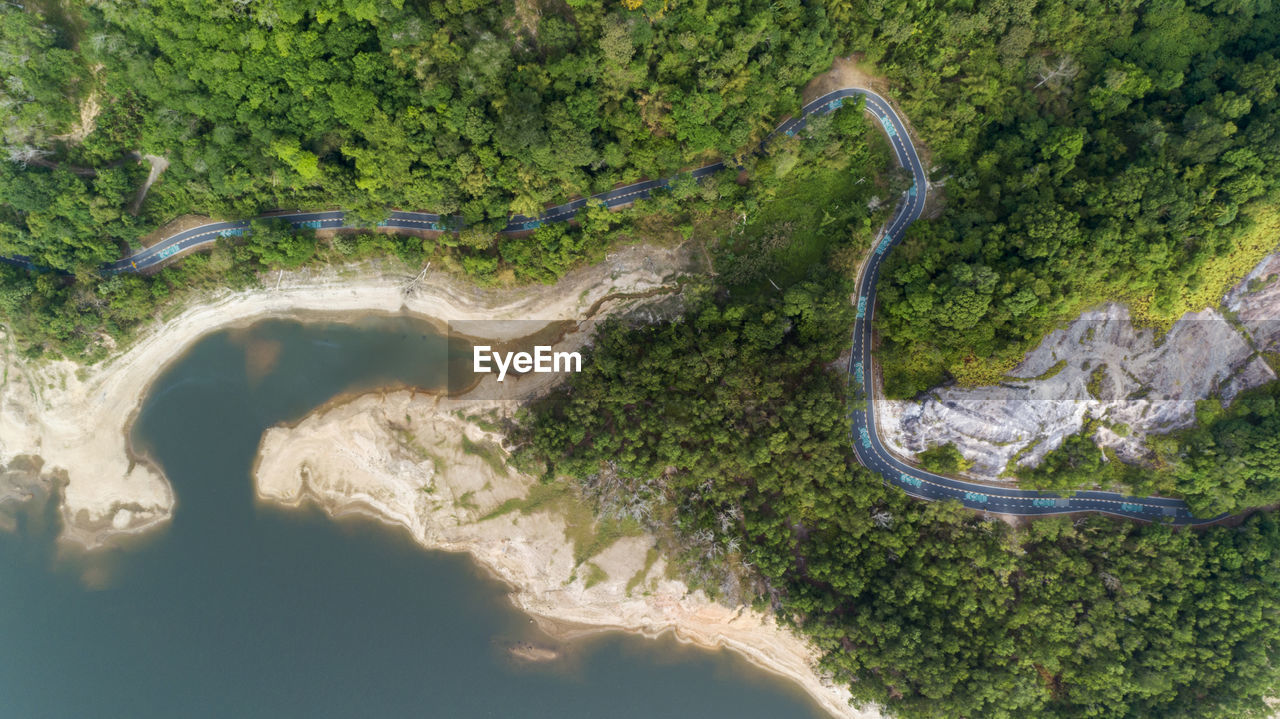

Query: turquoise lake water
[0,315,827,719]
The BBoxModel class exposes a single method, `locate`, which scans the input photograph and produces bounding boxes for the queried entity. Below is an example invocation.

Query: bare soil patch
[135,214,215,249]
[803,56,887,101]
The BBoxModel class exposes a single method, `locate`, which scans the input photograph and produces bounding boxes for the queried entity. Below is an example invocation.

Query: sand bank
[0,238,872,717]
[252,390,879,719]
[0,243,693,548]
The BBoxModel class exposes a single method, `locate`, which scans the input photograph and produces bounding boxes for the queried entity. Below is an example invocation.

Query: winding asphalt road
[839,91,1223,525]
[15,87,1222,524]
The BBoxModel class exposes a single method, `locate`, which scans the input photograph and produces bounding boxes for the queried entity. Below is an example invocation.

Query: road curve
[841,91,1223,525]
[17,87,1221,523]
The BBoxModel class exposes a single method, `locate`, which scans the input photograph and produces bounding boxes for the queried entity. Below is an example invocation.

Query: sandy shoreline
[252,390,879,719]
[0,244,692,548]
[0,241,879,718]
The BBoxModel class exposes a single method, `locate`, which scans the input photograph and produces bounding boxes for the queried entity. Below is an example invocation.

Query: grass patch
[949,350,1025,387]
[582,562,609,590]
[1002,438,1042,477]
[744,173,867,285]
[460,433,508,476]
[478,478,643,565]
[1247,274,1277,293]
[713,110,893,292]
[479,480,570,522]
[1086,365,1108,400]
[456,490,478,511]
[1006,358,1067,383]
[566,509,644,566]
[387,417,445,474]
[1126,385,1152,401]
[459,410,504,434]
[625,547,662,596]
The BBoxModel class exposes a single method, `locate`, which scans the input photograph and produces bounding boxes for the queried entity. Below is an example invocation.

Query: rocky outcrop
[880,250,1280,479]
[1225,251,1280,352]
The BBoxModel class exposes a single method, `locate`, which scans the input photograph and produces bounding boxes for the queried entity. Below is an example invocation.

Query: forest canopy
[0,0,841,356]
[4,0,1280,383]
[3,1,1280,717]
[1,0,834,269]
[519,233,1280,719]
[857,0,1280,394]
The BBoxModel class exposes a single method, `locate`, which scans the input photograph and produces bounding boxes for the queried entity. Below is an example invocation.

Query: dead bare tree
[872,509,894,529]
[1100,572,1122,592]
[402,262,431,293]
[1032,54,1079,90]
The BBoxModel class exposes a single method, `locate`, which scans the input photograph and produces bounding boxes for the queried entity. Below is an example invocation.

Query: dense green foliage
[0,162,143,270]
[110,0,831,219]
[3,1,1280,715]
[916,442,971,475]
[1,0,834,270]
[859,0,1280,394]
[0,223,444,357]
[0,86,881,358]
[1138,383,1280,516]
[7,0,1280,381]
[516,117,1280,713]
[1020,430,1110,491]
[0,6,87,150]
[521,268,1280,719]
[0,0,853,356]
[1014,383,1280,516]
[1016,423,1140,494]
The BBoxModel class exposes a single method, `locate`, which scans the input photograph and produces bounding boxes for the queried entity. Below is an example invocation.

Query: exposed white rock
[879,250,1280,480]
[1226,251,1280,352]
